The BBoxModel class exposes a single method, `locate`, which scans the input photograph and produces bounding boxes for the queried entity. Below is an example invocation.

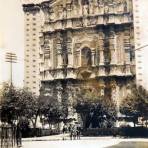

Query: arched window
[81,47,92,67]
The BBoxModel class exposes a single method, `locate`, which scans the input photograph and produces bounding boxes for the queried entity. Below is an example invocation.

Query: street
[22,137,148,148]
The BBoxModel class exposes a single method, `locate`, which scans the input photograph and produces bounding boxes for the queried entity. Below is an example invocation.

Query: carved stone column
[77,50,81,67]
[98,35,104,65]
[57,52,62,68]
[67,36,73,68]
[99,49,104,65]
[110,48,116,65]
[109,30,117,65]
[91,49,96,67]
[68,52,73,68]
[125,51,130,64]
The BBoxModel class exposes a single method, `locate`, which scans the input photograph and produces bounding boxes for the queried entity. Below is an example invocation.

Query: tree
[1,84,40,129]
[120,84,148,127]
[39,94,64,128]
[17,88,40,129]
[1,84,19,124]
[73,86,117,128]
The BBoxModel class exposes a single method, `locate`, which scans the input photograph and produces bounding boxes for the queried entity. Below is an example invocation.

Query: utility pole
[5,52,17,86]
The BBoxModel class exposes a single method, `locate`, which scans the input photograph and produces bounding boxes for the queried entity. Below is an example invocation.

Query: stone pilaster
[111,80,117,101]
[56,82,63,103]
[66,82,74,118]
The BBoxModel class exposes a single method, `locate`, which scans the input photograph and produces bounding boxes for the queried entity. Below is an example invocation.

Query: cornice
[23,3,40,12]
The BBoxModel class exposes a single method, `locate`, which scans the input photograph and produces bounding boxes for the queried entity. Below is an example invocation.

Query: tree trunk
[133,121,136,127]
[80,113,87,129]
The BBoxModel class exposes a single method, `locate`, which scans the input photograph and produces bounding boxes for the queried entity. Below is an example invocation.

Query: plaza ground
[22,134,148,148]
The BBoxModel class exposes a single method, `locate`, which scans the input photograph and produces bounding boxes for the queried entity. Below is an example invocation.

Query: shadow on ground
[106,142,148,148]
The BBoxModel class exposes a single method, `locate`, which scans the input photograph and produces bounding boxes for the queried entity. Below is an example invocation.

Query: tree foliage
[39,94,63,126]
[1,84,39,128]
[120,84,148,126]
[73,86,117,128]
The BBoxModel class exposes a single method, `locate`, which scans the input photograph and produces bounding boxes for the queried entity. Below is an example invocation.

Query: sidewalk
[22,135,148,148]
[22,134,114,142]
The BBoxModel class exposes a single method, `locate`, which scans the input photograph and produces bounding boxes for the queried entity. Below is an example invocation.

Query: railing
[0,125,21,148]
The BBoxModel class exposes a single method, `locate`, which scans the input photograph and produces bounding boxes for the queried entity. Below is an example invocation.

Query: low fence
[81,127,148,137]
[0,125,21,148]
[22,128,60,138]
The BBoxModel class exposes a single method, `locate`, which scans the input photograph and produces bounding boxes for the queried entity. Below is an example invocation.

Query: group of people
[62,124,81,140]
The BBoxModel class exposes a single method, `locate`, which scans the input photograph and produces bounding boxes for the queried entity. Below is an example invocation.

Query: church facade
[39,0,135,118]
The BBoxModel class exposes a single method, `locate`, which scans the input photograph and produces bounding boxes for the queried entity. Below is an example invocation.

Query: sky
[0,0,24,87]
[0,0,148,89]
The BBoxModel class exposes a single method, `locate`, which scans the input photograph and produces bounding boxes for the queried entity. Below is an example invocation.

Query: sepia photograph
[0,0,148,147]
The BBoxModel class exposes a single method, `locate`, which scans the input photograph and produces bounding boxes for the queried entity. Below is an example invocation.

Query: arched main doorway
[81,47,92,67]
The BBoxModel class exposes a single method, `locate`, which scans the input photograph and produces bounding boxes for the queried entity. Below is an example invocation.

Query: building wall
[23,3,44,95]
[39,0,135,107]
[133,0,148,89]
[22,0,136,103]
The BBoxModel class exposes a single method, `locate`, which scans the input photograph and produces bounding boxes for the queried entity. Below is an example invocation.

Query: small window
[138,79,143,82]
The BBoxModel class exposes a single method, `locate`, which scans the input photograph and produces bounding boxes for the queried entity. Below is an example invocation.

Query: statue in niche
[89,0,94,14]
[63,7,67,19]
[82,0,89,15]
[100,87,104,96]
[97,0,104,5]
[73,3,78,16]
[104,5,109,14]
[83,4,89,15]
[58,5,63,19]
[49,8,55,21]
[81,47,92,67]
[94,0,99,14]
[123,0,128,12]
[66,3,72,18]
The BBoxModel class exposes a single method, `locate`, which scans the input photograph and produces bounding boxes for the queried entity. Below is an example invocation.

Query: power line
[5,52,17,86]
[135,44,148,51]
